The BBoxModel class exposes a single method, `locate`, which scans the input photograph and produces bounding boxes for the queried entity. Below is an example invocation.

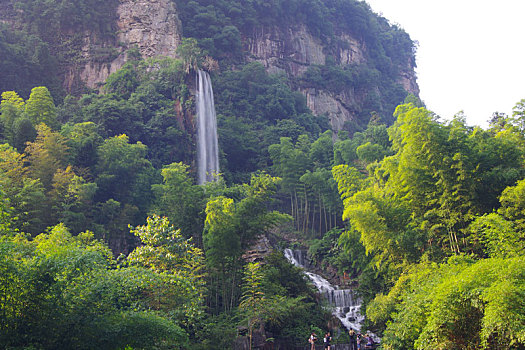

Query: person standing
[349,328,357,350]
[309,332,317,350]
[323,332,332,350]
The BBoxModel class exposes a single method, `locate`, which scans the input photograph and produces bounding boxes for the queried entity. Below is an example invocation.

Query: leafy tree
[61,121,103,170]
[0,224,190,349]
[78,93,145,141]
[11,117,37,152]
[25,123,69,191]
[127,215,205,323]
[151,162,206,243]
[0,144,46,234]
[24,86,58,129]
[1,91,36,150]
[239,262,303,350]
[0,190,16,237]
[467,213,522,258]
[0,25,60,98]
[95,134,152,205]
[310,130,333,169]
[498,177,525,232]
[239,262,267,350]
[373,256,525,350]
[0,91,25,138]
[356,141,386,163]
[176,38,203,73]
[269,136,312,232]
[94,134,156,250]
[104,62,141,99]
[203,174,290,313]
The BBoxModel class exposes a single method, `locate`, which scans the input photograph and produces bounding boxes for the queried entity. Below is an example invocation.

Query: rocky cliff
[243,24,418,130]
[1,0,418,131]
[64,0,182,91]
[56,0,418,131]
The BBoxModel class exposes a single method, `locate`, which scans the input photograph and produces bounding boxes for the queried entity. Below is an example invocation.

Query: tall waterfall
[196,69,220,184]
[284,249,365,331]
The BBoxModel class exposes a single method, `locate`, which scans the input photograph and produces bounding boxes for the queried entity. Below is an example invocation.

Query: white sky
[363,0,525,128]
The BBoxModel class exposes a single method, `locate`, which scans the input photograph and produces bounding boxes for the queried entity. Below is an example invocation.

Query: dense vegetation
[331,103,525,349]
[0,49,334,348]
[2,0,525,349]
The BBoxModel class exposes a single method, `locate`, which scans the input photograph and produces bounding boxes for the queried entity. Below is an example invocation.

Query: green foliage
[13,0,118,39]
[331,100,525,346]
[376,104,523,256]
[0,24,61,99]
[308,228,352,274]
[176,0,415,71]
[203,174,290,313]
[24,87,58,128]
[94,134,156,239]
[260,251,328,345]
[175,0,414,125]
[269,133,342,237]
[0,224,193,349]
[356,141,386,163]
[61,121,103,170]
[239,261,306,350]
[104,62,141,99]
[214,63,328,181]
[25,123,69,191]
[239,262,266,349]
[127,215,205,323]
[0,190,16,237]
[192,313,237,350]
[2,3,525,346]
[11,117,37,151]
[204,174,289,264]
[373,257,525,350]
[498,177,525,231]
[468,213,522,258]
[151,162,206,242]
[73,57,193,168]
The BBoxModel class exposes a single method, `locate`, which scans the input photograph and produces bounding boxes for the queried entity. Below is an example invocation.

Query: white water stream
[284,249,364,332]
[196,69,220,184]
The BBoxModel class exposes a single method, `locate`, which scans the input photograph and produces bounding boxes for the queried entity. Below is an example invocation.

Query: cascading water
[284,249,365,332]
[196,69,220,184]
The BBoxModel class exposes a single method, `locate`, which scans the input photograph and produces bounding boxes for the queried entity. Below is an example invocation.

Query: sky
[363,0,525,128]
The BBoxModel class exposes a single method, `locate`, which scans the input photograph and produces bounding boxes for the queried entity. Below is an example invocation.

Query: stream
[284,249,364,332]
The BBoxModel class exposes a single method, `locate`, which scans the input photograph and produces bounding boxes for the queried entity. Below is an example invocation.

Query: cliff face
[245,25,366,77]
[12,0,418,131]
[65,0,182,91]
[243,24,418,130]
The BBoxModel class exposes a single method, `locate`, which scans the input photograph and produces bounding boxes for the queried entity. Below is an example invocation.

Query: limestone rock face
[301,88,360,131]
[243,24,417,130]
[337,33,366,66]
[245,25,326,77]
[398,60,420,96]
[56,0,418,130]
[116,0,181,59]
[69,0,181,91]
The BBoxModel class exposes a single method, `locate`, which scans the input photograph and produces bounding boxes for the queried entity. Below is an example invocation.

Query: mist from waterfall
[196,69,220,185]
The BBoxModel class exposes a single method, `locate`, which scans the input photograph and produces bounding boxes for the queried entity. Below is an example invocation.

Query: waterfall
[284,249,365,332]
[196,69,220,184]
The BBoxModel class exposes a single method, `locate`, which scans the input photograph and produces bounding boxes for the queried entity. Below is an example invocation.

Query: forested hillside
[1,0,525,349]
